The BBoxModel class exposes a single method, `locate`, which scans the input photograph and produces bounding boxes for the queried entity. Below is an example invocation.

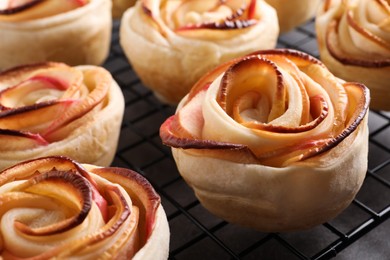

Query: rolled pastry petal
[0,0,112,70]
[0,62,124,170]
[316,0,390,110]
[112,0,136,18]
[265,0,322,32]
[120,0,279,104]
[0,156,169,259]
[160,49,370,232]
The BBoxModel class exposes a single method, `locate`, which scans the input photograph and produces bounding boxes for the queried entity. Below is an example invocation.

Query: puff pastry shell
[120,0,279,104]
[0,156,169,259]
[160,49,370,232]
[0,62,124,170]
[316,0,390,110]
[265,0,322,32]
[0,0,112,70]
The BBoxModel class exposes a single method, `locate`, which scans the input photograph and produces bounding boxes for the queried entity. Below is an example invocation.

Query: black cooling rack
[105,19,390,260]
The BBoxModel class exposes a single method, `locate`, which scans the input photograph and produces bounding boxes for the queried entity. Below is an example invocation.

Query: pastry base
[172,121,368,232]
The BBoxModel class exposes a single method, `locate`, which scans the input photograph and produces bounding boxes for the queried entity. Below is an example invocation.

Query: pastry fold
[120,0,279,104]
[0,62,124,170]
[265,0,322,32]
[0,0,112,70]
[160,49,370,232]
[316,0,390,110]
[0,156,169,259]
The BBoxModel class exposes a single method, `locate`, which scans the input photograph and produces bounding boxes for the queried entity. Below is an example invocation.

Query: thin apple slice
[172,0,221,26]
[42,67,110,138]
[0,0,42,12]
[0,68,81,108]
[90,167,159,246]
[13,170,93,235]
[326,20,390,67]
[246,0,256,19]
[217,55,284,118]
[0,129,48,149]
[175,19,257,40]
[0,99,76,134]
[346,10,390,55]
[0,0,88,22]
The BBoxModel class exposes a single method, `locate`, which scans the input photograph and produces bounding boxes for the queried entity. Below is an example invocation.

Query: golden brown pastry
[0,0,112,70]
[0,156,169,259]
[112,0,136,18]
[0,62,124,170]
[120,0,279,104]
[265,0,322,32]
[316,0,390,111]
[160,49,370,232]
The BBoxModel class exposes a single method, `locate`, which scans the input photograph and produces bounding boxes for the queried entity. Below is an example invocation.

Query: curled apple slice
[0,0,89,22]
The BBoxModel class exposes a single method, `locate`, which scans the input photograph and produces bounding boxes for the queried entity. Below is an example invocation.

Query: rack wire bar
[106,19,390,260]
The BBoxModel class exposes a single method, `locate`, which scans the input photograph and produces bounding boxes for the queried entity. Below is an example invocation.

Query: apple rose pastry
[120,0,279,104]
[0,62,124,170]
[0,156,169,259]
[160,49,370,232]
[316,0,390,111]
[265,0,321,32]
[0,0,112,70]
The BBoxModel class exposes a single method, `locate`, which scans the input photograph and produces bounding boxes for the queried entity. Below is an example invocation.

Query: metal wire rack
[106,19,390,260]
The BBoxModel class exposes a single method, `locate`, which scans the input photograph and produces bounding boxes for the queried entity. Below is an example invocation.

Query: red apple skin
[0,0,43,14]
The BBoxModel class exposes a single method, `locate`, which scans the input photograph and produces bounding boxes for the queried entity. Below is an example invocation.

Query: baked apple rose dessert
[120,0,279,104]
[0,62,124,170]
[0,0,112,70]
[0,156,169,259]
[160,49,370,231]
[265,0,322,32]
[316,0,390,111]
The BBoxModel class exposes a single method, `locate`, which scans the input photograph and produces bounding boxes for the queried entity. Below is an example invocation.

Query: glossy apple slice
[90,167,159,246]
[0,67,82,108]
[0,0,88,22]
[0,99,76,135]
[13,170,94,235]
[42,67,110,139]
[326,19,390,67]
[0,129,48,149]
